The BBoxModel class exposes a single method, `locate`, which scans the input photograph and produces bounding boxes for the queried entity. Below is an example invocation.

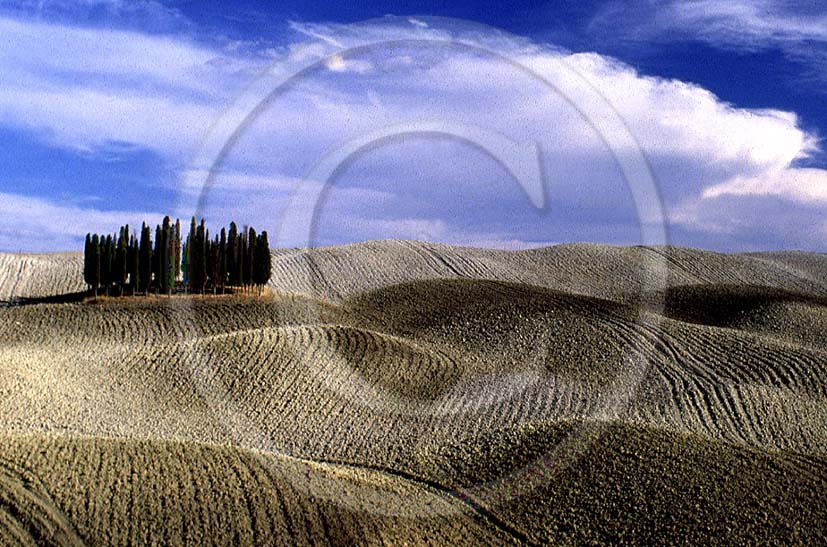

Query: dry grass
[0,241,826,545]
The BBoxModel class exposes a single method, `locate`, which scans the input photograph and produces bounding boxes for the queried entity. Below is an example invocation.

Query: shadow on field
[646,284,827,328]
[0,290,90,307]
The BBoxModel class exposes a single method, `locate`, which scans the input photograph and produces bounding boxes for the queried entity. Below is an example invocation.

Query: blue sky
[1,0,826,252]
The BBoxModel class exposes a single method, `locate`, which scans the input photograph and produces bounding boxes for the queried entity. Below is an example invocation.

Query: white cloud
[0,15,261,155]
[514,51,816,170]
[324,54,374,74]
[660,0,827,49]
[407,18,430,29]
[0,0,192,33]
[179,170,300,194]
[336,216,449,242]
[591,0,827,50]
[670,191,827,250]
[1,14,826,251]
[0,192,164,252]
[2,13,816,178]
[702,168,827,203]
[591,0,827,87]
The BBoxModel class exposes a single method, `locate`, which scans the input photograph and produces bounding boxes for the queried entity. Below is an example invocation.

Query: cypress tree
[210,234,221,294]
[187,217,196,292]
[126,234,134,288]
[193,219,207,294]
[160,216,171,295]
[90,234,101,298]
[103,234,114,295]
[115,226,128,295]
[107,234,115,294]
[188,227,196,292]
[165,217,177,293]
[123,225,131,287]
[110,234,116,290]
[253,231,271,294]
[99,236,107,291]
[219,227,227,294]
[174,219,181,287]
[181,241,189,293]
[166,229,174,293]
[128,234,139,295]
[83,233,92,290]
[153,225,162,294]
[100,235,106,290]
[205,227,210,284]
[227,222,239,287]
[245,227,256,289]
[200,220,208,293]
[139,223,152,295]
[99,236,105,292]
[201,234,208,293]
[238,231,244,290]
[240,226,249,290]
[205,231,212,291]
[202,223,209,293]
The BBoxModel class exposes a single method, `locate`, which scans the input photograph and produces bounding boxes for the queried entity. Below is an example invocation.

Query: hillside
[4,240,826,303]
[1,241,826,546]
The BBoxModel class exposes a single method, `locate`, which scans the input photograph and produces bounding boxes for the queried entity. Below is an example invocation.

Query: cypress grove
[82,218,271,297]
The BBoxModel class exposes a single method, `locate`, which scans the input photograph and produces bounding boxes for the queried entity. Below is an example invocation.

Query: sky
[1,0,826,252]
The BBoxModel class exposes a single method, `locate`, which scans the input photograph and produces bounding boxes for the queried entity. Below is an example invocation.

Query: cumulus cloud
[0,192,165,252]
[702,168,827,203]
[0,13,826,250]
[671,191,827,251]
[0,15,265,155]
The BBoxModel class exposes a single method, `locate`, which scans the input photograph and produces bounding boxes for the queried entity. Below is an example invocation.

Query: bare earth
[1,240,826,546]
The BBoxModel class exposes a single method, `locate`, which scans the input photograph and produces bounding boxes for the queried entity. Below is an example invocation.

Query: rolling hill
[1,240,825,546]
